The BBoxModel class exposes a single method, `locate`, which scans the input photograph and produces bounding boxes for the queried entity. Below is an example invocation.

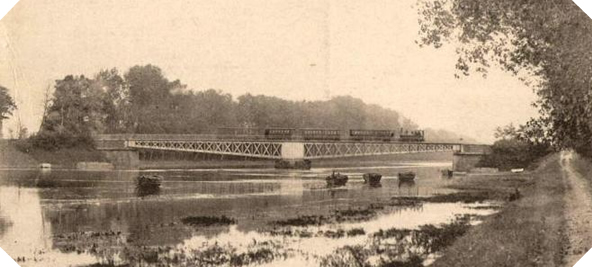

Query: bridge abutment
[102,150,140,170]
[452,145,492,172]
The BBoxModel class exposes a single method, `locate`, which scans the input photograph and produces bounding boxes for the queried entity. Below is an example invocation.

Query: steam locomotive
[217,128,425,142]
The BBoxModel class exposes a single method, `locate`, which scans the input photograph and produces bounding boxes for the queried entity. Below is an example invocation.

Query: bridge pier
[275,142,311,169]
[452,145,492,172]
[103,150,140,170]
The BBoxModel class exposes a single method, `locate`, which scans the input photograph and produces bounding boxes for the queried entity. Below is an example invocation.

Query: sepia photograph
[0,0,591,266]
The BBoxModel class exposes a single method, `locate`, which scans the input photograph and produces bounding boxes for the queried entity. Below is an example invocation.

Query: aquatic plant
[412,219,471,254]
[274,215,327,227]
[347,228,366,237]
[267,228,315,238]
[320,245,369,267]
[181,215,236,227]
[393,191,493,204]
[323,229,346,239]
[387,198,423,207]
[373,228,412,240]
[334,208,377,223]
[378,254,423,267]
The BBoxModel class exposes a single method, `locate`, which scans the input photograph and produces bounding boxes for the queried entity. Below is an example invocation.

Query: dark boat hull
[441,169,453,178]
[398,172,416,181]
[137,175,163,187]
[363,173,382,184]
[326,174,348,187]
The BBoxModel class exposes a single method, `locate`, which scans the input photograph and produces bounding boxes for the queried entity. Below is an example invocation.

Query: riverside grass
[432,154,567,267]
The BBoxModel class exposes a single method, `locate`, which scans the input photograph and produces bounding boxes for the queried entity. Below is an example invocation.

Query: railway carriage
[302,129,341,141]
[264,128,295,140]
[349,129,395,141]
[217,127,264,139]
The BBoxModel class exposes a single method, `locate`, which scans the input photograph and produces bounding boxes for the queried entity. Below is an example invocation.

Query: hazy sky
[0,0,539,143]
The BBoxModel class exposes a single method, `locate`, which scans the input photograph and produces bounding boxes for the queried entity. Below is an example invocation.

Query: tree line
[29,64,470,150]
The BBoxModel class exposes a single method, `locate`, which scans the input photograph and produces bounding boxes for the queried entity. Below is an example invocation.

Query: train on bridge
[217,128,425,142]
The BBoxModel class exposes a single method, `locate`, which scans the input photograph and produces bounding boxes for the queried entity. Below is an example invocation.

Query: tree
[124,65,185,133]
[36,75,105,149]
[494,123,519,140]
[0,86,17,139]
[94,68,129,133]
[417,0,592,155]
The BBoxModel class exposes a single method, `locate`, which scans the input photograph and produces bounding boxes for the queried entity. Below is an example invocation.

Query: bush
[477,138,550,171]
[12,139,34,153]
[29,130,95,151]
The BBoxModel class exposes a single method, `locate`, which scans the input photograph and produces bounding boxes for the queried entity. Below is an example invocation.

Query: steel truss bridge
[95,134,462,160]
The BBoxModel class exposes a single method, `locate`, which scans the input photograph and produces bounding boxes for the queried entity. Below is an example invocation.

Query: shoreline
[430,152,589,266]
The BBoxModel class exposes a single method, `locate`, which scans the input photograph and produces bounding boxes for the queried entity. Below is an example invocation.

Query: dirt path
[561,151,592,266]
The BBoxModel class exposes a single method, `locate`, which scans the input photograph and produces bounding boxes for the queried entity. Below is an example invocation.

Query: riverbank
[0,140,106,169]
[431,152,592,266]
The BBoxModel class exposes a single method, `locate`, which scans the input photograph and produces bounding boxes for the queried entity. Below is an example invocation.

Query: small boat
[137,174,163,187]
[326,171,348,187]
[441,169,453,178]
[363,173,382,185]
[398,171,416,182]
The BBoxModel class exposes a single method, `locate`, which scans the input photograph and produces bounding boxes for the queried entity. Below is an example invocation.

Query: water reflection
[0,162,495,266]
[135,185,161,197]
[398,180,416,188]
[0,186,97,267]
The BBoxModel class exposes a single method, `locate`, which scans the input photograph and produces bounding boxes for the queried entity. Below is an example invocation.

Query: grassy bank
[432,154,567,266]
[0,140,38,168]
[0,140,106,169]
[28,147,106,169]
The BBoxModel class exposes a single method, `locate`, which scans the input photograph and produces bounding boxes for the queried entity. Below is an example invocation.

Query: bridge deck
[94,134,468,160]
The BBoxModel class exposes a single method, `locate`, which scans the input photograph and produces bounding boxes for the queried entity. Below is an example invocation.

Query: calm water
[0,162,497,266]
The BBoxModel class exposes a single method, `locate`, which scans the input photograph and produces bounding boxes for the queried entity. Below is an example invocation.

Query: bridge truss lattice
[124,139,457,159]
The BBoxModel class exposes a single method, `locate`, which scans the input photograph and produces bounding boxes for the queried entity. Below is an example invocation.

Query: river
[0,162,498,266]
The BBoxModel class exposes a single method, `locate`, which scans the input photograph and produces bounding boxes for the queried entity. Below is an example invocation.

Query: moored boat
[326,171,348,187]
[441,169,453,178]
[398,171,416,182]
[137,174,163,187]
[363,173,382,185]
